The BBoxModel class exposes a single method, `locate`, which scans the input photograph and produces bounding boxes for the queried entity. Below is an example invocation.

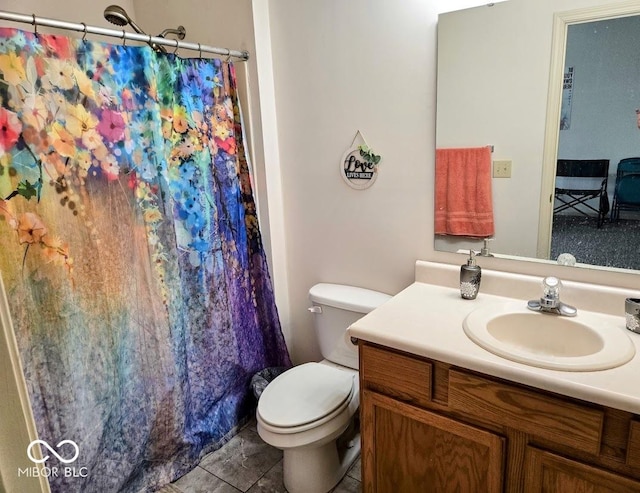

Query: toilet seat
[258,362,355,430]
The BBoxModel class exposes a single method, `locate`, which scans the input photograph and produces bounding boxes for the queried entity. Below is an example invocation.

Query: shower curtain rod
[0,10,250,61]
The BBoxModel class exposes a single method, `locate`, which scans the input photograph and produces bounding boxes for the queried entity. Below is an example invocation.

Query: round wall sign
[340,136,381,190]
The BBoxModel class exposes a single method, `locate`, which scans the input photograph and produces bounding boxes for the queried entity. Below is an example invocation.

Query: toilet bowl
[257,361,359,493]
[256,283,391,493]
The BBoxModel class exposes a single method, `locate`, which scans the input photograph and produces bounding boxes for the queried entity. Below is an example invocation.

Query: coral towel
[435,147,495,237]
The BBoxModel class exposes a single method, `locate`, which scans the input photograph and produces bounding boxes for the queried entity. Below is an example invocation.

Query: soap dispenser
[460,250,481,300]
[479,238,494,257]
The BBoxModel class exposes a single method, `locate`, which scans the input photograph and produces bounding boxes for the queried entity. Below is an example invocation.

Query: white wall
[263,0,435,363]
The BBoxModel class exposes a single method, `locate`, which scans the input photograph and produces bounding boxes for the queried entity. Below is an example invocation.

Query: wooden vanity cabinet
[359,342,640,492]
[362,392,504,492]
[524,447,640,492]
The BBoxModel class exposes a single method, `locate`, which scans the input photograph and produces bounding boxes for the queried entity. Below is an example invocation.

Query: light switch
[493,160,512,178]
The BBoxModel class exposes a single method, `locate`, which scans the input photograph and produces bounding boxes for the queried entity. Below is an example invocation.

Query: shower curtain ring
[122,30,126,46]
[173,39,179,55]
[225,48,232,62]
[32,14,38,36]
[81,23,88,42]
[197,43,202,58]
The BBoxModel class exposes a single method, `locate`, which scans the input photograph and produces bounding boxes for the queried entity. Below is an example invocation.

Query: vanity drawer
[448,370,604,455]
[628,420,640,468]
[360,344,432,407]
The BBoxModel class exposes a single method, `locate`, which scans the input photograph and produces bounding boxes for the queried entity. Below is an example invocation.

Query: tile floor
[168,420,361,493]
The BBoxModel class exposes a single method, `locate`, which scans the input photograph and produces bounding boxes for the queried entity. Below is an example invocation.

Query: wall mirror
[435,0,640,273]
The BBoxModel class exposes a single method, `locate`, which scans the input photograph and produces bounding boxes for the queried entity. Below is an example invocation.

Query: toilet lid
[258,362,354,428]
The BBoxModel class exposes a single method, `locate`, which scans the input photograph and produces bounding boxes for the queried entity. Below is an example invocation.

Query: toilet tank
[308,283,392,370]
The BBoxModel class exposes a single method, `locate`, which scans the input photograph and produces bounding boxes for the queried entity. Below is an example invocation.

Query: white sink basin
[463,301,636,371]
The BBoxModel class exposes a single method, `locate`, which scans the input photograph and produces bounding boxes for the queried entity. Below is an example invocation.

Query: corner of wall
[250,0,292,353]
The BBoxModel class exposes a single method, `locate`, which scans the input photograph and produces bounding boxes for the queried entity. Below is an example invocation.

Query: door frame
[537,1,640,258]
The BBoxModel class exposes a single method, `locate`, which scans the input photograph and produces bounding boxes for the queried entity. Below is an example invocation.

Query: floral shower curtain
[0,28,290,492]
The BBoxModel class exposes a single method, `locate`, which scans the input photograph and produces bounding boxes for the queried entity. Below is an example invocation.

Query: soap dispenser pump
[460,250,481,300]
[479,238,494,257]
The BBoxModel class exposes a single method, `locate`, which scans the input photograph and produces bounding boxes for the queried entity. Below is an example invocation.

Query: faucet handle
[542,276,561,299]
[528,276,577,316]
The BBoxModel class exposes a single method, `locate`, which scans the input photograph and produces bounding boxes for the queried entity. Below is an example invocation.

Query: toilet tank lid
[308,283,392,314]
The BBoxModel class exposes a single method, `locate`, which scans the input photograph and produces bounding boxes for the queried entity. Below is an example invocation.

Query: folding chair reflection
[554,159,609,228]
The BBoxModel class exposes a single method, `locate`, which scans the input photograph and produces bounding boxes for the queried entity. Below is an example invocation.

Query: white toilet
[256,283,391,493]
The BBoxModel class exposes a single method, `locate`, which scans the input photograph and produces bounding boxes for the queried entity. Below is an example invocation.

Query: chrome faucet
[527,276,577,317]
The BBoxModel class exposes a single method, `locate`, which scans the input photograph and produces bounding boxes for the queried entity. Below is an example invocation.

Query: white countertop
[348,262,640,414]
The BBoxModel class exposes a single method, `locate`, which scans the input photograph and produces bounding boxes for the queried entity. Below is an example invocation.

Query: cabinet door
[361,390,504,493]
[524,446,640,492]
